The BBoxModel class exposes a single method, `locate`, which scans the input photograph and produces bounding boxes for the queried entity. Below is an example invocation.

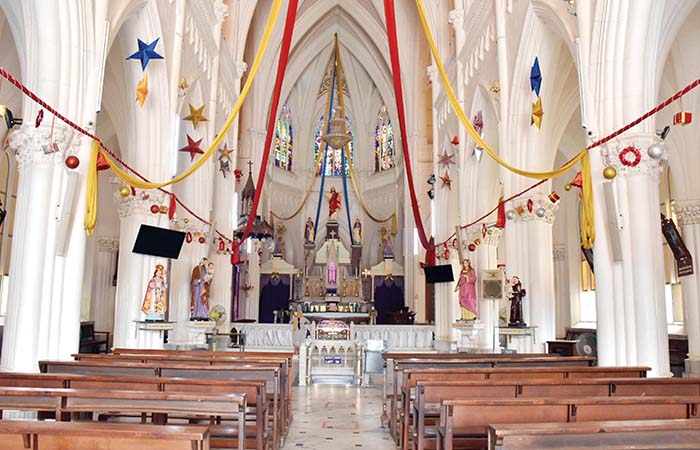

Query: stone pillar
[241,240,262,321]
[89,238,119,334]
[552,244,571,339]
[675,200,700,376]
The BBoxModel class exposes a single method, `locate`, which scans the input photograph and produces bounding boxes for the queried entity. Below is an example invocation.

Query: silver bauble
[647,142,665,160]
[506,210,517,220]
[535,207,546,218]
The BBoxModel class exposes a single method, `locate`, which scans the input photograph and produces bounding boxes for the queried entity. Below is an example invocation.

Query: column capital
[448,9,464,29]
[115,190,166,219]
[235,60,248,78]
[9,125,82,169]
[171,218,212,240]
[506,193,559,224]
[675,199,700,226]
[97,237,119,254]
[602,133,666,180]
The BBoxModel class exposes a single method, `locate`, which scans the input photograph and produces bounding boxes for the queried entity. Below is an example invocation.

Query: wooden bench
[0,372,269,450]
[438,396,700,450]
[501,429,700,449]
[487,419,700,450]
[412,377,700,450]
[0,420,211,450]
[0,387,247,450]
[40,360,282,450]
[78,321,109,354]
[395,365,647,446]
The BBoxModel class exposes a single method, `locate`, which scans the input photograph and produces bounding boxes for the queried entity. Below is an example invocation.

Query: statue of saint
[141,264,167,321]
[455,259,477,320]
[328,186,341,221]
[191,257,213,320]
[304,217,315,244]
[352,217,362,244]
[379,227,393,259]
[507,276,526,326]
[274,223,286,257]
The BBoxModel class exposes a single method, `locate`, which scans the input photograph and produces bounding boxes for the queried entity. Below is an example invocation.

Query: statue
[455,259,477,320]
[191,257,214,320]
[328,186,341,221]
[304,217,315,244]
[142,264,168,321]
[507,276,527,326]
[379,227,393,259]
[274,223,286,257]
[352,217,362,244]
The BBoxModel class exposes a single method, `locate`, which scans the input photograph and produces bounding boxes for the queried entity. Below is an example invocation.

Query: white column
[89,238,119,333]
[552,244,571,339]
[242,240,262,321]
[675,200,700,376]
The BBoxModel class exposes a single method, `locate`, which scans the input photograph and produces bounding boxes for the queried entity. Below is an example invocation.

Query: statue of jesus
[328,186,341,221]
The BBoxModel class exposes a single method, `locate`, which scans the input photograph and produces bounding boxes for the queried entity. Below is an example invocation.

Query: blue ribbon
[341,143,353,243]
[313,62,337,241]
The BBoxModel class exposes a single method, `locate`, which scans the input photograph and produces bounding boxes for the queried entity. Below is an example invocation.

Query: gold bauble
[118,186,130,197]
[564,184,572,191]
[183,218,189,224]
[603,166,617,180]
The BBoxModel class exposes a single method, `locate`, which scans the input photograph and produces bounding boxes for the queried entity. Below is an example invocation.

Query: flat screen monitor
[132,224,186,259]
[423,264,454,284]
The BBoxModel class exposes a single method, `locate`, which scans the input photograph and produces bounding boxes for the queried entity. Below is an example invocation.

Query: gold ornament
[603,166,617,180]
[183,218,189,224]
[564,184,572,191]
[118,186,131,197]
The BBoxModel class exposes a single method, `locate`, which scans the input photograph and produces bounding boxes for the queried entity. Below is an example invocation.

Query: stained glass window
[374,106,395,172]
[274,103,293,171]
[314,114,354,176]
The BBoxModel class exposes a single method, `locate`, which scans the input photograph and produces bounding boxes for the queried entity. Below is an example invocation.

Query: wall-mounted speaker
[481,269,504,301]
[603,182,622,261]
[55,170,79,256]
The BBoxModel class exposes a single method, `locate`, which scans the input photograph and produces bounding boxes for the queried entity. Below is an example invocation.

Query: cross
[247,160,254,175]
[329,231,337,240]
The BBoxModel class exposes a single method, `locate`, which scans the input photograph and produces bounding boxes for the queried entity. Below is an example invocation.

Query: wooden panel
[489,371,563,381]
[453,404,568,427]
[614,383,700,397]
[574,403,689,422]
[520,384,608,398]
[502,429,700,450]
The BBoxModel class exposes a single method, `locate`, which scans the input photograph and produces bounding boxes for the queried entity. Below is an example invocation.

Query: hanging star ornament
[126,38,164,71]
[183,104,209,130]
[530,56,542,96]
[135,73,149,107]
[179,135,204,161]
[439,170,452,190]
[438,149,456,169]
[531,96,544,130]
[218,144,233,177]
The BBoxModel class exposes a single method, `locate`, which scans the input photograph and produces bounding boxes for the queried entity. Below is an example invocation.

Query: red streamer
[234,0,299,249]
[383,0,431,250]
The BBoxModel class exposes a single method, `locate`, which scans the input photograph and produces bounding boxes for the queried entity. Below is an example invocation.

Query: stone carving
[602,134,666,180]
[115,190,166,219]
[97,238,119,254]
[675,200,700,226]
[10,125,81,169]
[553,245,566,262]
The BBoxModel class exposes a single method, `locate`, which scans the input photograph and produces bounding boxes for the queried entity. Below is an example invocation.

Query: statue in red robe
[328,186,341,221]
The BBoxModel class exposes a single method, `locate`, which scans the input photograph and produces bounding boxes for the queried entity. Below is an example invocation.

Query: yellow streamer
[84,142,100,236]
[84,0,283,235]
[415,0,594,248]
[270,173,318,220]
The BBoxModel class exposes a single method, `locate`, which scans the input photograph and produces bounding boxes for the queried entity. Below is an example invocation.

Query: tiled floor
[286,385,396,449]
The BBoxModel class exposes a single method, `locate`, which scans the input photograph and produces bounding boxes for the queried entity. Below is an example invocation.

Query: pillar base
[434,338,459,353]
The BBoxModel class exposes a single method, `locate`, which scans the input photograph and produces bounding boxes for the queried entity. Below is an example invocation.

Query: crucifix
[247,160,254,175]
[329,230,337,240]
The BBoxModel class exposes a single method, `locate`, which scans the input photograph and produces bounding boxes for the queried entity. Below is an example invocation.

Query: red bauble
[198,236,206,244]
[468,243,476,252]
[219,240,225,251]
[451,136,459,145]
[150,204,160,214]
[185,232,193,243]
[65,155,80,169]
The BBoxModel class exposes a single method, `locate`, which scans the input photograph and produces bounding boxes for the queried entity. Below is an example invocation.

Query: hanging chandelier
[322,107,351,150]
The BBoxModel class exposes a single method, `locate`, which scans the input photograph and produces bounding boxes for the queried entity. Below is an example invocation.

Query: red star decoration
[438,150,456,168]
[439,170,452,190]
[179,135,204,161]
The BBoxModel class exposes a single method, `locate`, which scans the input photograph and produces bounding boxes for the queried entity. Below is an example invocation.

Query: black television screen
[423,264,454,283]
[132,224,186,259]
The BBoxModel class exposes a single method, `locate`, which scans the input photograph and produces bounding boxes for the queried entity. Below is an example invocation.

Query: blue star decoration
[127,38,164,71]
[530,56,542,96]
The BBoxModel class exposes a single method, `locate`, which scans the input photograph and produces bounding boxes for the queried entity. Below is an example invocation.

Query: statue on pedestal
[379,226,393,259]
[328,186,341,221]
[141,264,167,321]
[191,257,214,320]
[274,223,286,257]
[455,259,477,321]
[304,217,315,244]
[352,217,362,244]
[507,276,526,326]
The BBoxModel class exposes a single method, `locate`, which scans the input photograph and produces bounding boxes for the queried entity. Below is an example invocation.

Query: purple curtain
[374,275,404,324]
[259,274,291,323]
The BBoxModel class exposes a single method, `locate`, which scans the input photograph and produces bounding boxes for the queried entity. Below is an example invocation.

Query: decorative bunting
[126,38,164,71]
[531,96,543,129]
[179,135,204,161]
[135,73,148,107]
[530,57,542,96]
[183,103,209,130]
[438,149,456,168]
[439,170,452,190]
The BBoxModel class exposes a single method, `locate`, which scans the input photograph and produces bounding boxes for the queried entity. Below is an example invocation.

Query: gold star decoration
[439,170,452,190]
[135,73,149,107]
[178,78,189,91]
[183,104,209,130]
[438,149,456,169]
[531,96,543,130]
[218,143,233,161]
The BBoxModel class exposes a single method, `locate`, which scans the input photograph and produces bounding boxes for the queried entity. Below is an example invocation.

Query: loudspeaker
[424,264,454,283]
[132,225,186,259]
[603,182,622,261]
[480,269,505,301]
[55,170,79,256]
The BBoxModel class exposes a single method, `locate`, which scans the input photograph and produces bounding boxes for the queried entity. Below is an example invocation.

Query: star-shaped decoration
[531,96,543,130]
[178,78,189,91]
[179,135,204,161]
[438,150,456,169]
[126,38,164,71]
[183,104,209,130]
[135,73,149,107]
[530,57,542,96]
[439,170,452,190]
[218,143,233,161]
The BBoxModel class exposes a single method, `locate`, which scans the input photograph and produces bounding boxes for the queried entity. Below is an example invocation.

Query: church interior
[0,0,697,448]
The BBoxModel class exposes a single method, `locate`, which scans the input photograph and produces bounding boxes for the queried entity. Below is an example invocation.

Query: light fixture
[322,107,351,150]
[0,106,22,130]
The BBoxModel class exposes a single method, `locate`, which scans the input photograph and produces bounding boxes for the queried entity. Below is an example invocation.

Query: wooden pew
[40,360,282,450]
[394,365,647,446]
[0,387,246,450]
[438,396,700,450]
[0,420,211,450]
[381,353,594,427]
[412,378,700,450]
[501,429,700,449]
[0,372,269,450]
[487,419,700,450]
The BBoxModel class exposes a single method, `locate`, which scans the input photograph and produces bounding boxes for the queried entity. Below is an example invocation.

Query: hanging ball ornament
[535,207,546,218]
[647,142,665,160]
[506,209,517,220]
[603,166,617,180]
[564,184,572,191]
[183,218,189,224]
[150,204,160,214]
[65,155,80,169]
[468,243,476,252]
[118,186,131,197]
[198,236,206,244]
